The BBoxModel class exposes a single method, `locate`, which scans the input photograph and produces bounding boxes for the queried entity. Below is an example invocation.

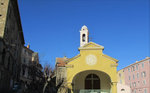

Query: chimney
[146,56,149,59]
[64,56,67,59]
[27,44,30,48]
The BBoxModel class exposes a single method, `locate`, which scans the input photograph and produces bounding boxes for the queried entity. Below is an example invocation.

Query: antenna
[89,37,92,42]
[63,53,67,58]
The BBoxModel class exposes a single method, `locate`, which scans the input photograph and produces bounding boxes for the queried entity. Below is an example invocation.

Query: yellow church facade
[56,25,118,93]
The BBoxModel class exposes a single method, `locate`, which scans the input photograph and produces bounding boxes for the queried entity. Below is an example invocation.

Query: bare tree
[43,64,53,93]
[42,64,67,93]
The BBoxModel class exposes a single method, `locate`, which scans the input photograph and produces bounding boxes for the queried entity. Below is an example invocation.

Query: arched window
[121,89,125,91]
[85,74,100,89]
[82,34,86,42]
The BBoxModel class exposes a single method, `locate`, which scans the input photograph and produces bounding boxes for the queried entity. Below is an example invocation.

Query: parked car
[12,82,21,93]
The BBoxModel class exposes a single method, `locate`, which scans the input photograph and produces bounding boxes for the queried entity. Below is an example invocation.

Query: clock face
[86,54,97,65]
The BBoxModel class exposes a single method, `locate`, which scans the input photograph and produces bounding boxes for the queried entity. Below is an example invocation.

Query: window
[144,88,147,93]
[137,73,139,78]
[120,80,122,84]
[142,63,144,68]
[143,80,146,85]
[85,74,100,89]
[129,76,131,80]
[1,3,4,5]
[138,81,140,86]
[119,73,121,77]
[24,58,26,63]
[29,53,32,56]
[143,72,146,77]
[133,66,135,71]
[134,90,136,93]
[134,82,136,87]
[22,68,25,76]
[141,72,143,77]
[136,64,138,70]
[133,74,135,80]
[128,68,130,72]
[132,82,136,87]
[130,83,131,88]
[82,34,86,42]
[121,89,125,91]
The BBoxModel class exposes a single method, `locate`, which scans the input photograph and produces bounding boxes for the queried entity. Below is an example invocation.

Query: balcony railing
[77,89,110,93]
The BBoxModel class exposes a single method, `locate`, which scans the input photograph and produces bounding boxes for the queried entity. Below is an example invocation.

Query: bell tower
[80,25,89,47]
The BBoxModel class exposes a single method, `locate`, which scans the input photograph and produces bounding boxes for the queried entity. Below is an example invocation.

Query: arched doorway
[72,70,111,93]
[85,74,100,89]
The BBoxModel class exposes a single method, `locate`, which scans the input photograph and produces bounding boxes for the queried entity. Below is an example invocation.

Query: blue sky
[18,0,149,70]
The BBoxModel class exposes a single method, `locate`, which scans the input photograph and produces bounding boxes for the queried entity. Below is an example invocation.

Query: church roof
[103,54,119,62]
[79,42,104,50]
[56,57,68,67]
[81,25,88,31]
[65,54,81,63]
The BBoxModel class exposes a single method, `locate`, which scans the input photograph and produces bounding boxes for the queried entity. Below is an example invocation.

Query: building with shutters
[118,57,150,93]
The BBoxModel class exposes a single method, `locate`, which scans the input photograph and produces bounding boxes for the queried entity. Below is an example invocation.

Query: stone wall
[0,0,9,38]
[56,66,68,93]
[0,0,24,92]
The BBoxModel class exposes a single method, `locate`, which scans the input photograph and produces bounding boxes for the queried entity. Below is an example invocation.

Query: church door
[85,74,100,89]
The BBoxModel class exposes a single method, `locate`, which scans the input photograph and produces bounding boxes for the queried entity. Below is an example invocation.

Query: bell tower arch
[80,25,89,47]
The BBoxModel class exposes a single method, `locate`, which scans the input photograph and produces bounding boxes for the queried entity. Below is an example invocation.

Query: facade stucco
[117,83,131,93]
[119,57,150,93]
[56,26,118,93]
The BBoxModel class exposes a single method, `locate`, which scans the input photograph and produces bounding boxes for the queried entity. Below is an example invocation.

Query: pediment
[78,42,104,50]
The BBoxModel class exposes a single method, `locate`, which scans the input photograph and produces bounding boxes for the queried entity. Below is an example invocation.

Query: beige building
[117,69,131,93]
[55,57,68,92]
[117,83,131,93]
[117,69,125,85]
[0,0,25,92]
[31,52,43,81]
[20,45,43,91]
[20,45,33,90]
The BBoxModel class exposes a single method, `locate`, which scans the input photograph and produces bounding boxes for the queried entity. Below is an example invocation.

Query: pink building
[124,57,150,93]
